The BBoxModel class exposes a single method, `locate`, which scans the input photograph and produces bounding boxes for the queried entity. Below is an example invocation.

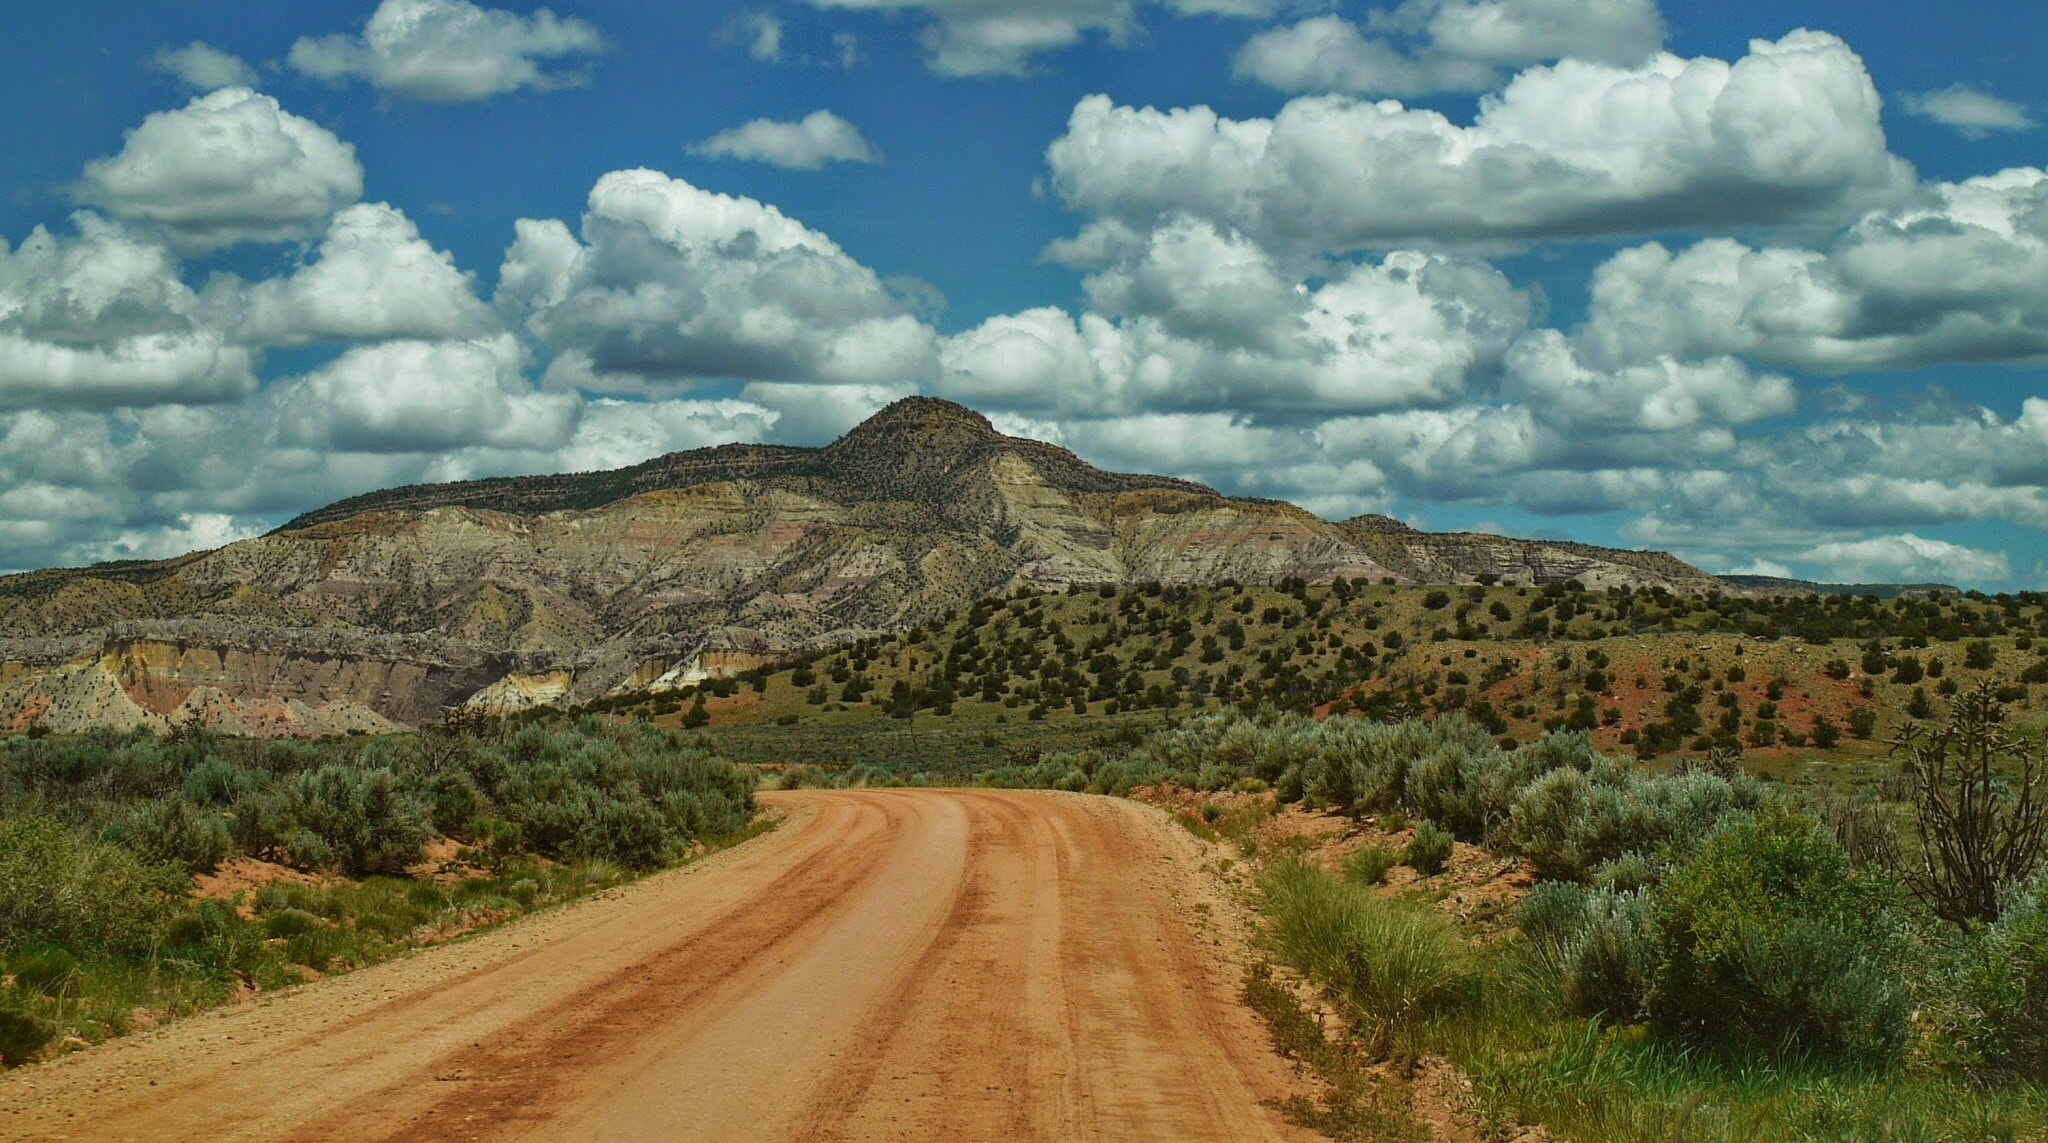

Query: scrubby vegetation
[1221,694,2045,1138]
[0,719,756,1065]
[12,567,2048,1134]
[760,676,2044,1137]
[609,580,2048,787]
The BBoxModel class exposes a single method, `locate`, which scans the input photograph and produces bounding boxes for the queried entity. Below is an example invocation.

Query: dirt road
[0,790,1319,1142]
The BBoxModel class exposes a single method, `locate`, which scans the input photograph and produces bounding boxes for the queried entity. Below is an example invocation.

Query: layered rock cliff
[0,398,1723,733]
[1335,515,1727,594]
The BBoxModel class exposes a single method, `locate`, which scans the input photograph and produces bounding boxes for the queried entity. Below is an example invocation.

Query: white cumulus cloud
[274,334,577,454]
[941,219,1530,418]
[1505,332,1796,436]
[497,168,937,393]
[79,513,266,563]
[235,203,495,347]
[1236,0,1664,97]
[74,87,363,254]
[1050,31,1913,255]
[1795,533,2010,585]
[149,42,260,91]
[690,111,882,171]
[291,0,604,102]
[805,0,1276,77]
[0,214,255,409]
[745,14,785,62]
[1577,168,2048,373]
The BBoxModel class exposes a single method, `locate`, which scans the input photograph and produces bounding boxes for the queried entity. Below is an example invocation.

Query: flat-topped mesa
[1335,514,1723,593]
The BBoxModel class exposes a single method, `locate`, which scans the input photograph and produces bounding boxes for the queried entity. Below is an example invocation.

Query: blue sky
[1,0,2044,589]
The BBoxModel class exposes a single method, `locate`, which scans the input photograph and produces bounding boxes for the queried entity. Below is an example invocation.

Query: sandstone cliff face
[0,398,1722,732]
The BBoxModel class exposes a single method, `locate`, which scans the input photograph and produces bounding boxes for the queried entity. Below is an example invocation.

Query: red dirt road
[0,790,1319,1142]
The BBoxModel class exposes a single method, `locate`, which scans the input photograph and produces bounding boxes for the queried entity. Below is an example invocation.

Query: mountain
[0,398,1724,735]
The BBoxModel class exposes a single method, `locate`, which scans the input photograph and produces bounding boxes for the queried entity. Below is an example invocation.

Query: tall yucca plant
[1891,682,2046,925]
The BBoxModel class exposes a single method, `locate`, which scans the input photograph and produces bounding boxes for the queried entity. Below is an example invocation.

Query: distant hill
[1338,514,1725,595]
[1716,575,1963,600]
[0,398,1728,734]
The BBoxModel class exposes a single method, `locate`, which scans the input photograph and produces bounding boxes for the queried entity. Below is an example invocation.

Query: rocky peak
[838,397,998,441]
[816,399,1005,501]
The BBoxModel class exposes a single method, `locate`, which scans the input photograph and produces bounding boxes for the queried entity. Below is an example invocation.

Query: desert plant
[1648,804,1912,1064]
[180,756,246,807]
[1518,881,1654,1022]
[1890,682,2047,925]
[119,797,233,873]
[1811,789,1904,873]
[1407,741,1493,839]
[1953,869,2048,1079]
[4,946,79,996]
[160,899,266,978]
[0,1009,56,1066]
[1406,820,1455,876]
[278,766,430,877]
[0,817,174,954]
[1260,857,1473,1045]
[1498,759,1762,883]
[1342,842,1401,886]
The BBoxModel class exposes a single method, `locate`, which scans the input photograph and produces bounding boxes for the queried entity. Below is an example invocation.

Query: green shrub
[1955,870,2048,1078]
[1407,742,1490,839]
[1518,882,1654,1022]
[1496,763,1630,880]
[422,769,486,835]
[4,946,79,996]
[1518,879,1592,944]
[0,817,174,954]
[119,797,233,873]
[777,764,828,790]
[261,908,327,939]
[461,723,753,868]
[1588,852,1657,893]
[0,1009,56,1066]
[284,928,342,971]
[1648,805,1912,1064]
[161,900,266,978]
[181,756,246,807]
[1342,842,1401,887]
[1406,820,1455,876]
[279,766,430,876]
[1261,857,1473,1041]
[1498,762,1762,883]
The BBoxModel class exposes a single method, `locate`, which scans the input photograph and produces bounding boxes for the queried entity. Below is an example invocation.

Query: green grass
[1253,836,2048,1142]
[1259,857,1475,1048]
[1433,1003,2048,1143]
[0,816,775,1066]
[1342,842,1402,886]
[1241,962,1428,1142]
